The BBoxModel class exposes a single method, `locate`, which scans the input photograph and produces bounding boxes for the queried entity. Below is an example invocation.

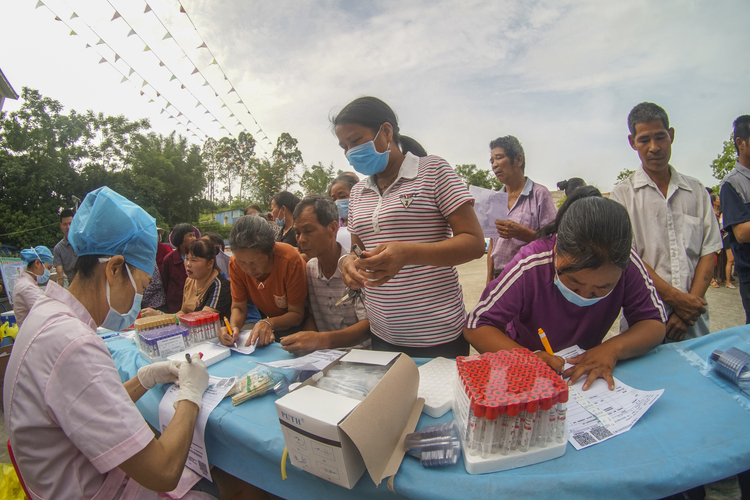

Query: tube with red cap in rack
[537,392,554,448]
[501,398,520,455]
[555,386,569,443]
[468,398,485,456]
[518,398,539,452]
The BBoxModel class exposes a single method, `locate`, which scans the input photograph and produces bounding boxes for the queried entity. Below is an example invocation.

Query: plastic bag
[0,463,25,500]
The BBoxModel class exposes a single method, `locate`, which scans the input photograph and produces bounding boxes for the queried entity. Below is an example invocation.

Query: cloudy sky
[2,0,748,194]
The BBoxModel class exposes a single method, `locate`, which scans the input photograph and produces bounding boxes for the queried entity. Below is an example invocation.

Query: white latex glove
[137,360,181,390]
[173,357,209,410]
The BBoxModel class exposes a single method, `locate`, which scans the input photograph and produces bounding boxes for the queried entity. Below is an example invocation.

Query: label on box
[157,335,186,357]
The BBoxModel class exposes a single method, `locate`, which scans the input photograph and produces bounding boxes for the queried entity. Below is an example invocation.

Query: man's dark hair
[203,232,225,251]
[172,223,194,249]
[489,136,525,172]
[60,209,74,222]
[272,192,300,214]
[733,115,750,155]
[628,102,670,136]
[293,195,338,227]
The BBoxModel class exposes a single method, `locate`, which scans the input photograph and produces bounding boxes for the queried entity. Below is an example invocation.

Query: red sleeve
[161,252,171,294]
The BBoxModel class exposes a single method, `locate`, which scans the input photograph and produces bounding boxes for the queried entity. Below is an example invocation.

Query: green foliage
[556,195,567,208]
[245,133,304,207]
[454,164,503,191]
[711,135,737,181]
[615,169,635,184]
[300,162,335,196]
[195,220,230,240]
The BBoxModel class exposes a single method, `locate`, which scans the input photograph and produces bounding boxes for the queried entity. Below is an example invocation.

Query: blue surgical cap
[19,246,53,265]
[68,186,158,275]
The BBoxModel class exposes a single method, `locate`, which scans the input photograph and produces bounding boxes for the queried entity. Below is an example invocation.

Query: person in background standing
[14,246,54,327]
[155,227,173,270]
[329,172,359,249]
[486,136,557,285]
[53,208,77,286]
[610,102,721,341]
[557,177,587,197]
[271,192,300,248]
[161,223,198,313]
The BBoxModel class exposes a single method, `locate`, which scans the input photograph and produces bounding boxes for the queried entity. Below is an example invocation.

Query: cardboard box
[275,350,424,489]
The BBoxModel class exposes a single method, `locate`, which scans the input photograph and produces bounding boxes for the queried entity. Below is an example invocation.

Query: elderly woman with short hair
[218,215,307,347]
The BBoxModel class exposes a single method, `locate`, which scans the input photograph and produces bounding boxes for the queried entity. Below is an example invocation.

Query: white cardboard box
[275,350,424,489]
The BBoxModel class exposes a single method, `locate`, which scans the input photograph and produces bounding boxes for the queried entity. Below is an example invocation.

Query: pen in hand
[224,316,237,348]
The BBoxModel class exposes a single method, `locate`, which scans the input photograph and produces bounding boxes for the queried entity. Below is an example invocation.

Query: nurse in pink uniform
[3,187,213,500]
[13,245,53,327]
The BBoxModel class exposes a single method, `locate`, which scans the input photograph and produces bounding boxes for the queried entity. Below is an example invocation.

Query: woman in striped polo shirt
[335,96,485,358]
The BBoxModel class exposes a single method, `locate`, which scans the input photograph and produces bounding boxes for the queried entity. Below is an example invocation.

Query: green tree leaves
[454,164,503,191]
[300,162,335,196]
[711,136,737,182]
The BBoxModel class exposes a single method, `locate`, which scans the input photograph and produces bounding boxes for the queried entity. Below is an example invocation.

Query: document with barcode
[556,345,664,451]
[158,375,236,480]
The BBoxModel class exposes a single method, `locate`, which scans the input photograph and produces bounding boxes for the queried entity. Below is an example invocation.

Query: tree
[615,168,635,184]
[271,132,303,189]
[245,132,305,208]
[454,164,503,190]
[300,162,335,196]
[201,137,221,203]
[0,88,91,248]
[711,135,736,182]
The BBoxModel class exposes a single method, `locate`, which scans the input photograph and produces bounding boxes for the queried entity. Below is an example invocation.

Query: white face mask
[99,258,142,331]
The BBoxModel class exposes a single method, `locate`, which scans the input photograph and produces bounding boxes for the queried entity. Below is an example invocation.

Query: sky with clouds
[2,0,748,195]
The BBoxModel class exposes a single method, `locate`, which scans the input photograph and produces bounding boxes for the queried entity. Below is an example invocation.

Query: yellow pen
[537,328,554,356]
[224,316,237,348]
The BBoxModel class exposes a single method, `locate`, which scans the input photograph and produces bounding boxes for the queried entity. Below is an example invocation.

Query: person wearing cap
[3,187,214,499]
[465,188,667,391]
[14,246,54,327]
[161,223,199,314]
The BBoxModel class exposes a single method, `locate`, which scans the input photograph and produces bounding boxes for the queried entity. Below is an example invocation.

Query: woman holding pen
[464,187,667,390]
[335,96,485,358]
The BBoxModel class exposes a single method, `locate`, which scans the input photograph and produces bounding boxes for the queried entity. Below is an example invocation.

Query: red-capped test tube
[480,397,500,459]
[468,398,486,456]
[501,399,520,455]
[546,393,559,445]
[491,397,508,454]
[537,392,554,448]
[518,399,539,452]
[555,386,570,443]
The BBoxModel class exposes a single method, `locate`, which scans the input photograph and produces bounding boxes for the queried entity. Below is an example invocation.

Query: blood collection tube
[537,392,553,448]
[501,399,520,455]
[546,393,559,444]
[491,397,508,454]
[555,386,569,443]
[511,401,524,450]
[480,397,499,459]
[468,399,485,456]
[518,399,539,452]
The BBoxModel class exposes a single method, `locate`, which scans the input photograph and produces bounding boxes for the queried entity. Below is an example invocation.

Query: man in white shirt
[611,102,722,341]
[280,195,370,355]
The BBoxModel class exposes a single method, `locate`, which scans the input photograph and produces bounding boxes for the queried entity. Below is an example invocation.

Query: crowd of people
[3,96,750,498]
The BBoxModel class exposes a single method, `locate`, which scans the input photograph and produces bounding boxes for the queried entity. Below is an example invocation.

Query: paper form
[469,185,509,238]
[158,375,236,480]
[259,349,346,372]
[230,329,259,355]
[556,345,664,450]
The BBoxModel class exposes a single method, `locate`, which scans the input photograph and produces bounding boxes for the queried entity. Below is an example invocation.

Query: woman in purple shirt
[465,187,667,390]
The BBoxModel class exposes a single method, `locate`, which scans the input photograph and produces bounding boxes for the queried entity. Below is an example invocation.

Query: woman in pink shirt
[3,187,213,500]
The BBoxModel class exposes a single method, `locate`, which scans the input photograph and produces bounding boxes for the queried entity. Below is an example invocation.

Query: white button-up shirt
[610,165,722,317]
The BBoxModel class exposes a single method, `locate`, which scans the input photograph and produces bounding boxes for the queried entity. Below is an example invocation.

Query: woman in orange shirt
[218,215,307,347]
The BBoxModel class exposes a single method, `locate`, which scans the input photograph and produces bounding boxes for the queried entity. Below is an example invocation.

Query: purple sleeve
[621,249,668,325]
[466,256,528,331]
[535,185,557,227]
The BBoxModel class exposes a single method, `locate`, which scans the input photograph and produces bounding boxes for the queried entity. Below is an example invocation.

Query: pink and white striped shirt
[348,153,474,347]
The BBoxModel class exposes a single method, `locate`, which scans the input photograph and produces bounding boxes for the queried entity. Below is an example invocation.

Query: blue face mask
[37,268,51,285]
[345,126,390,176]
[553,263,613,307]
[100,259,143,331]
[335,198,349,219]
[275,215,286,228]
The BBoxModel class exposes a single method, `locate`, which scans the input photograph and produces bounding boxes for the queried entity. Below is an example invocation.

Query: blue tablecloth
[106,327,750,500]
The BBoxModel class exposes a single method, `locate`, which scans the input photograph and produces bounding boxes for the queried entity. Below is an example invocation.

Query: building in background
[0,68,18,111]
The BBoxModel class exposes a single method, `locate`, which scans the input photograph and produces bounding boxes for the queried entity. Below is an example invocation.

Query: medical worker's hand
[173,357,209,410]
[137,360,181,390]
[563,343,618,391]
[356,242,408,287]
[535,351,565,374]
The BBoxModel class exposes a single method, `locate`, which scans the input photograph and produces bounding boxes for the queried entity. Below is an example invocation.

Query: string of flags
[34,0,274,153]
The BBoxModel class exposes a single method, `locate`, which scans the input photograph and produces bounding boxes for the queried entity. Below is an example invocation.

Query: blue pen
[100,333,119,340]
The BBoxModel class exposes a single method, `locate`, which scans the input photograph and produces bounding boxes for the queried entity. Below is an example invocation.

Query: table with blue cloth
[106,326,750,500]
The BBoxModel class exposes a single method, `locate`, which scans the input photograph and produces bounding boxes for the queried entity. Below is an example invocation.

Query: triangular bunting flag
[156,92,160,97]
[97,38,105,45]
[195,102,201,108]
[35,0,44,9]
[127,29,136,36]
[166,102,172,108]
[69,30,76,36]
[228,87,236,93]
[214,93,218,97]
[148,99,154,103]
[236,100,243,104]
[142,80,147,87]
[212,119,218,122]
[143,45,151,51]
[98,57,107,64]
[169,75,176,81]
[70,12,78,19]
[202,80,209,86]
[180,6,186,13]
[85,43,91,48]
[191,67,199,75]
[210,59,217,65]
[236,120,241,126]
[177,112,183,117]
[114,54,120,62]
[159,61,165,67]
[169,115,175,119]
[204,110,210,114]
[186,128,190,131]
[220,126,226,130]
[140,91,145,96]
[129,68,135,76]
[160,109,165,114]
[221,104,227,108]
[224,74,228,80]
[162,32,172,40]
[180,84,185,89]
[229,113,235,117]
[120,76,128,83]
[197,42,207,49]
[111,11,121,21]
[54,16,61,21]
[144,4,151,13]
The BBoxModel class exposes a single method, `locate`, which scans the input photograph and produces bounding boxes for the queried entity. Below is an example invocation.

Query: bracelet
[336,254,350,274]
[260,319,274,332]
